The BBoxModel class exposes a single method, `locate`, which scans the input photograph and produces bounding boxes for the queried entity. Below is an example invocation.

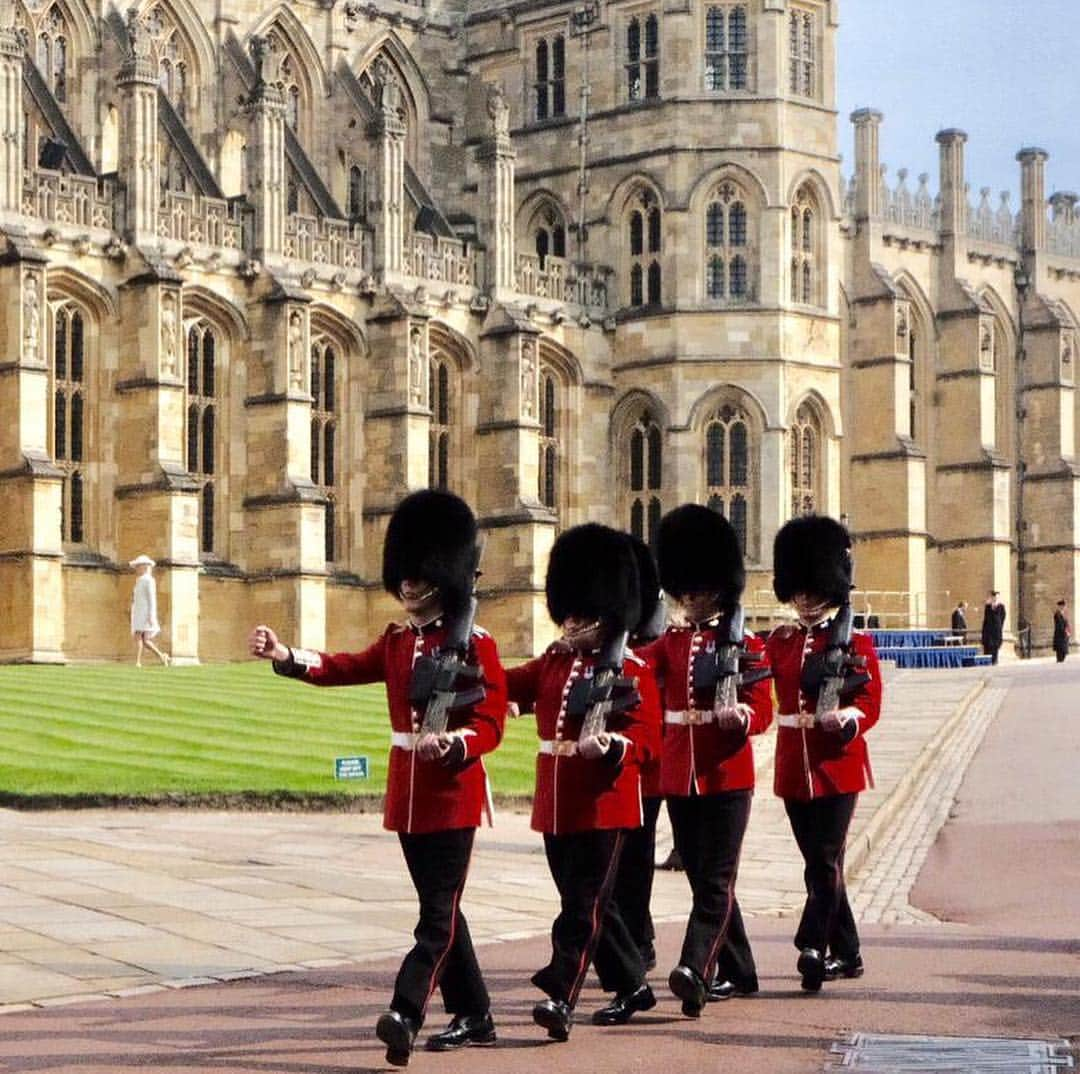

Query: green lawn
[0,663,539,804]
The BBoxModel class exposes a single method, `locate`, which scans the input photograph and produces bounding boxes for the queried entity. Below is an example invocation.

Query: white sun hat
[129,554,156,567]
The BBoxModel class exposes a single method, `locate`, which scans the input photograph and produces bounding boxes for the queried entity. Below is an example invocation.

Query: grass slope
[0,663,538,803]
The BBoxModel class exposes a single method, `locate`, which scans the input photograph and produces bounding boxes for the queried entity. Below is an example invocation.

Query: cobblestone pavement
[0,666,1007,1013]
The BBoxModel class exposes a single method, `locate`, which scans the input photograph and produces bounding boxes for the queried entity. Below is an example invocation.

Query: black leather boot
[376,1010,419,1067]
[532,998,573,1041]
[797,947,826,992]
[668,964,707,1017]
[824,953,864,980]
[591,984,657,1026]
[426,1012,496,1051]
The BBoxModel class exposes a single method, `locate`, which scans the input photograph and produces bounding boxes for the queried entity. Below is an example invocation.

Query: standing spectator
[950,601,968,642]
[130,555,170,667]
[980,591,1006,665]
[1053,600,1071,663]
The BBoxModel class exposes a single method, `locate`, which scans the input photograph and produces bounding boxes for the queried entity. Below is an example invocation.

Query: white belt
[777,713,812,728]
[391,731,418,750]
[538,739,578,757]
[664,709,716,726]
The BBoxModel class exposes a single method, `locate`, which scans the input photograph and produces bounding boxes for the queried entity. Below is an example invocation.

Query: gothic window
[159,142,191,196]
[705,403,755,555]
[186,321,217,555]
[790,402,820,516]
[347,164,366,221]
[429,357,451,490]
[627,13,660,101]
[34,5,68,103]
[705,5,748,92]
[534,34,566,121]
[533,206,567,268]
[538,368,559,510]
[909,322,918,439]
[790,184,820,306]
[144,3,193,118]
[310,337,338,564]
[706,181,752,302]
[788,8,815,98]
[627,410,663,542]
[264,31,305,136]
[52,301,86,543]
[628,191,662,308]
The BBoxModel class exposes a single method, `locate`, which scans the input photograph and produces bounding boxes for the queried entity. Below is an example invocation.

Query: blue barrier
[868,630,952,649]
[874,646,983,670]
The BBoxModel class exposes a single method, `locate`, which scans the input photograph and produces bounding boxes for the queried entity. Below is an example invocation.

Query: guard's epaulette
[769,623,799,640]
[624,649,647,667]
[471,624,490,638]
[388,620,408,635]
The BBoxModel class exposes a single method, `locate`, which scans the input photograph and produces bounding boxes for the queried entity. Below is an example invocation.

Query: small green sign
[335,756,369,780]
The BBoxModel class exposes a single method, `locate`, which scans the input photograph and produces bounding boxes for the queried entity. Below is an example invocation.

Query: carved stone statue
[22,273,39,364]
[409,325,425,404]
[486,84,509,139]
[250,35,271,86]
[160,292,177,377]
[125,7,152,59]
[288,310,304,390]
[373,57,402,115]
[521,338,537,419]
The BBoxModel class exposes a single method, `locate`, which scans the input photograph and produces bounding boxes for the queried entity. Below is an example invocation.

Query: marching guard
[766,515,882,992]
[249,490,507,1065]
[608,535,667,976]
[640,505,773,1016]
[506,524,662,1039]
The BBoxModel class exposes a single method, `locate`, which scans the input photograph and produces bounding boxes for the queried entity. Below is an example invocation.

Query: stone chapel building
[1,0,1077,662]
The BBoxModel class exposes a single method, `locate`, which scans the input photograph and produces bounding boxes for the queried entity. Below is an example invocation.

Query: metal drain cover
[827,1033,1074,1072]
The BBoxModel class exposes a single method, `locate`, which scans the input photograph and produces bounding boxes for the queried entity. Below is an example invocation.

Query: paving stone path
[0,666,1006,1013]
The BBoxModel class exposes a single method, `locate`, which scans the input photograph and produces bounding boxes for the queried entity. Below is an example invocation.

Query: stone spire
[116,7,160,244]
[244,35,287,259]
[369,58,406,277]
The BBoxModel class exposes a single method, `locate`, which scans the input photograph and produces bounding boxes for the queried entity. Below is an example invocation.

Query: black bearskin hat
[546,524,641,634]
[655,504,745,611]
[382,490,479,616]
[627,534,666,643]
[772,514,853,606]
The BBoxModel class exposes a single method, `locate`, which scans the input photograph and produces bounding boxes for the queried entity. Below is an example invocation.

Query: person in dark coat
[1053,600,1071,663]
[980,591,1006,664]
[950,601,968,642]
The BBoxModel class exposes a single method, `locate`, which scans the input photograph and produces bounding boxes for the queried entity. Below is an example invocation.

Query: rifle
[691,604,772,713]
[802,601,871,723]
[566,628,641,743]
[408,595,486,735]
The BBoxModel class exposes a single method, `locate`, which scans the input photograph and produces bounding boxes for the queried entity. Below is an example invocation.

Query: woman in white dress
[130,555,170,667]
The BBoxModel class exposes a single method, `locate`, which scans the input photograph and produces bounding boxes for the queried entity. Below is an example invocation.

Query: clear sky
[838,1,1080,204]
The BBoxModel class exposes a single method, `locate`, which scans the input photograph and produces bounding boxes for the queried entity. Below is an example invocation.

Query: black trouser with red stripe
[393,828,488,1025]
[610,795,662,960]
[533,829,645,1006]
[784,792,859,960]
[667,789,757,989]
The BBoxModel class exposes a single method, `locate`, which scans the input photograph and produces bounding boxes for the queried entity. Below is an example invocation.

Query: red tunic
[289,621,506,834]
[639,625,773,797]
[506,644,662,836]
[765,622,882,801]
